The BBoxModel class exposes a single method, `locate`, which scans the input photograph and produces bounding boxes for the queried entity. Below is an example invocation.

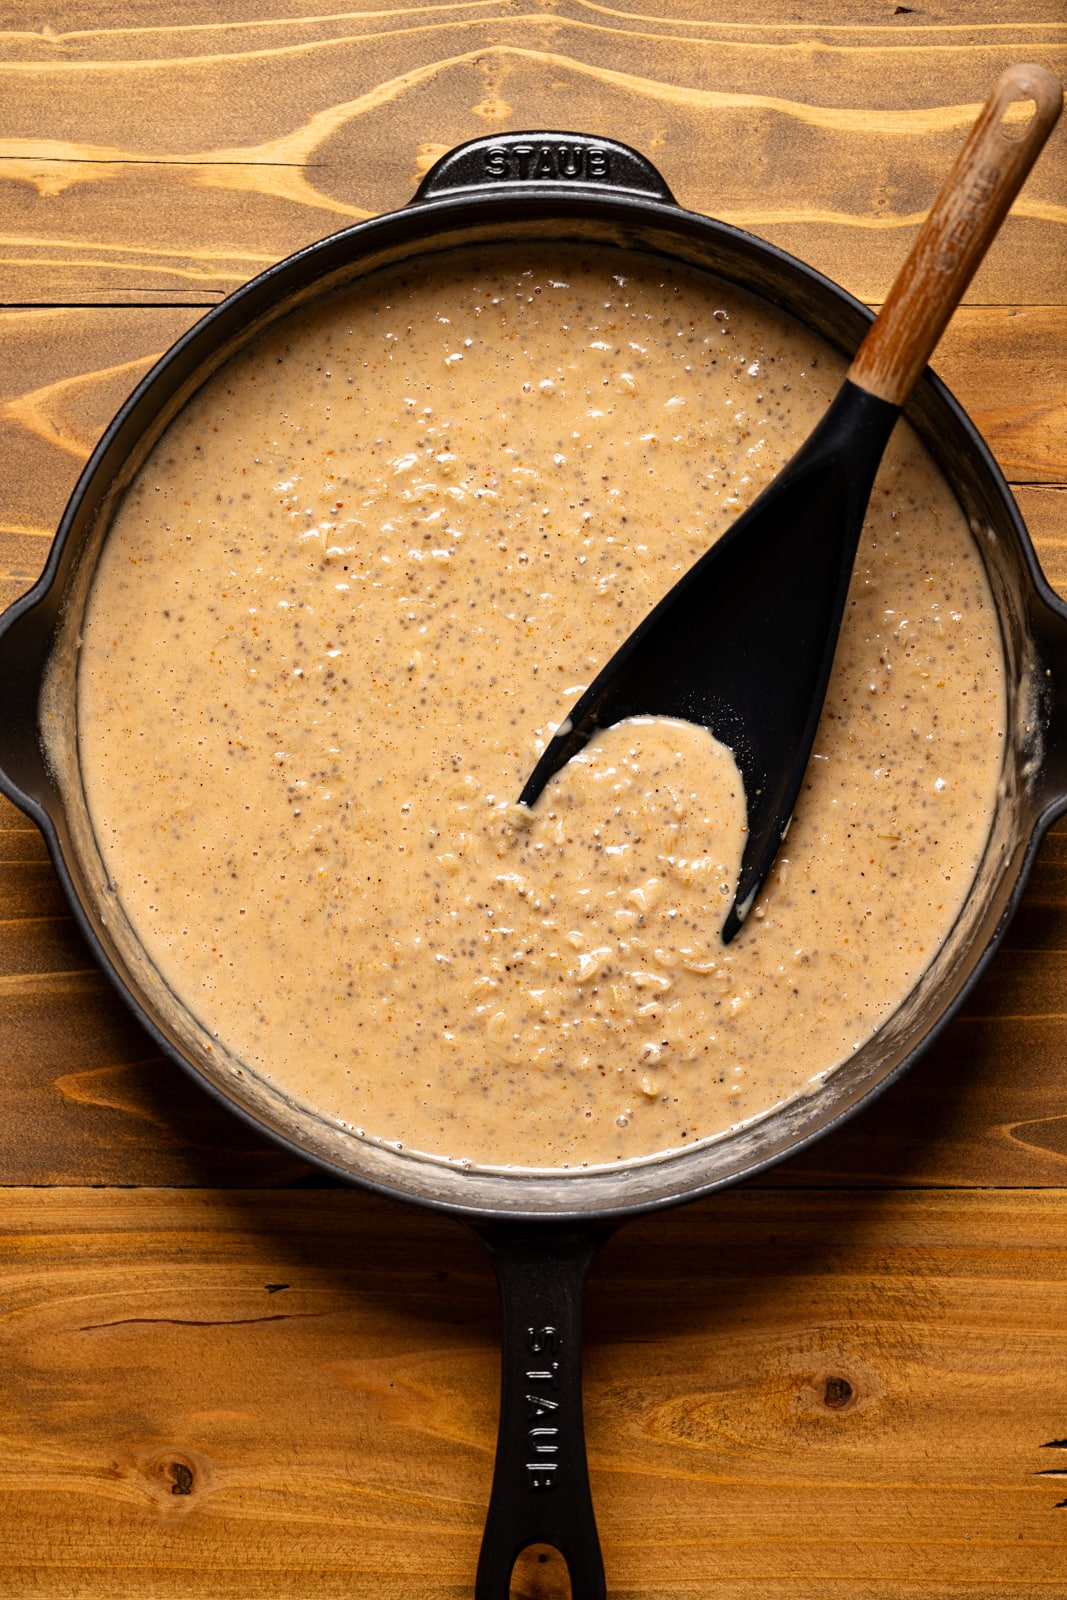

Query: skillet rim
[1,131,1064,1223]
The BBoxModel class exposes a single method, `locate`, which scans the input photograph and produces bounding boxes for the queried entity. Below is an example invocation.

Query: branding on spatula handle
[524,1324,561,1489]
[933,162,1001,272]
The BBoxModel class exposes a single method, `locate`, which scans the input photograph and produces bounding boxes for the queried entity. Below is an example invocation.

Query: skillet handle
[473,1224,612,1600]
[1028,587,1067,814]
[412,132,677,206]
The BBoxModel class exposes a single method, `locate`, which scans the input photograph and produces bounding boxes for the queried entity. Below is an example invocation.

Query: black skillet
[2,130,1067,1597]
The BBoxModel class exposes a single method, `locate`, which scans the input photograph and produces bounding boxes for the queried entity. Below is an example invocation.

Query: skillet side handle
[1029,588,1067,815]
[412,132,677,207]
[474,1224,611,1600]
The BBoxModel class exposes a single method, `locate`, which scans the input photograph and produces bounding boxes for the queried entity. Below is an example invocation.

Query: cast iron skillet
[3,132,1067,1597]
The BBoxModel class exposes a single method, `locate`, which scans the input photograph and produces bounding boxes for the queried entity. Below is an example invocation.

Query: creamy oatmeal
[74,244,1005,1169]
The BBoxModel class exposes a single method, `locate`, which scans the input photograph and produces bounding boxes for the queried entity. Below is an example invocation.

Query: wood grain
[932,307,1067,485]
[1,1187,1065,1599]
[0,3,1064,305]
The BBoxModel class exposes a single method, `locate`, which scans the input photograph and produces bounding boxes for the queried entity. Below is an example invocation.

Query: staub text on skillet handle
[475,1226,610,1600]
[412,131,677,207]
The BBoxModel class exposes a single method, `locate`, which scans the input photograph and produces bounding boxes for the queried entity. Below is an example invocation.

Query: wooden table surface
[2,4,1066,1596]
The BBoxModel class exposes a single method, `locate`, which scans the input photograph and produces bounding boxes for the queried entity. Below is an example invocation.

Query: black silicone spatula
[519,62,1062,943]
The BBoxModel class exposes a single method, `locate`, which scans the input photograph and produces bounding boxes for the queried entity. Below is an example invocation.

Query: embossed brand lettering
[524,1325,562,1489]
[934,161,1000,271]
[526,1394,559,1418]
[524,1362,559,1388]
[528,1426,559,1454]
[483,143,611,184]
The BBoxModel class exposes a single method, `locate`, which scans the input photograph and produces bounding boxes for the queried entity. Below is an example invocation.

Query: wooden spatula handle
[849,62,1062,407]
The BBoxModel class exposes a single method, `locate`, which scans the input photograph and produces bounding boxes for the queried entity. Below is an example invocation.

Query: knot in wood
[823,1376,853,1410]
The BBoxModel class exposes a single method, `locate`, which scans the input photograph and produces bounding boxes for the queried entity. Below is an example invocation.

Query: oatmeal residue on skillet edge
[75,244,1005,1170]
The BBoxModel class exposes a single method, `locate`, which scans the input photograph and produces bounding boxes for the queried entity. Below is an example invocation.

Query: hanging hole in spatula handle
[849,62,1062,407]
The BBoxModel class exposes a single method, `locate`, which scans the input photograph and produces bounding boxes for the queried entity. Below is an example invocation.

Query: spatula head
[519,381,900,942]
